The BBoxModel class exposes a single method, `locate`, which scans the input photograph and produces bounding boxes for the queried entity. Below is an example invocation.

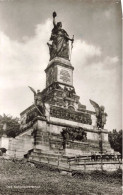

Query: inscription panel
[57,65,73,85]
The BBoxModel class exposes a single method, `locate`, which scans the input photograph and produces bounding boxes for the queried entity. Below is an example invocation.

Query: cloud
[102,56,119,70]
[71,39,121,130]
[72,40,101,66]
[0,19,52,116]
[0,19,52,90]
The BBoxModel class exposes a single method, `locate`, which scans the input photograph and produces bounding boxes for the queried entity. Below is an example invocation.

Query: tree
[108,129,122,155]
[0,114,21,138]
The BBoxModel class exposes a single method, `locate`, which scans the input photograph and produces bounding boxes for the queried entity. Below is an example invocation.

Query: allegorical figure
[47,12,74,60]
[90,99,108,129]
[28,86,45,116]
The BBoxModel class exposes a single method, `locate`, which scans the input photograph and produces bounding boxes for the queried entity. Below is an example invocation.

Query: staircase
[28,148,70,170]
[26,147,122,172]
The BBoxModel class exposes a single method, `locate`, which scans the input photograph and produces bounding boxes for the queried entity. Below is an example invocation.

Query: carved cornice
[47,120,108,134]
[41,82,75,96]
[45,61,74,73]
[48,57,72,66]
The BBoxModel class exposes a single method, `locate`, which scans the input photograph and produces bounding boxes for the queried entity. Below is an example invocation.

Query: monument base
[25,117,121,173]
[19,57,116,171]
[28,116,112,157]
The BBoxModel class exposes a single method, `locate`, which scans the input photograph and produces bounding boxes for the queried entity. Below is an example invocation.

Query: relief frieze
[50,106,92,125]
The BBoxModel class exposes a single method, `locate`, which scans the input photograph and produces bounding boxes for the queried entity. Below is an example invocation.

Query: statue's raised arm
[53,11,57,27]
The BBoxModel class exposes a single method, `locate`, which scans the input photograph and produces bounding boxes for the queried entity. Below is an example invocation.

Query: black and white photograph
[0,0,122,194]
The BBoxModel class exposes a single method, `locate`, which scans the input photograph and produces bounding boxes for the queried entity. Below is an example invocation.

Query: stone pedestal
[27,115,112,158]
[20,57,113,159]
[45,57,74,87]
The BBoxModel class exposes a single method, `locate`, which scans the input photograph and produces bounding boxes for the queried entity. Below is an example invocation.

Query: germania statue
[90,99,108,129]
[47,12,74,60]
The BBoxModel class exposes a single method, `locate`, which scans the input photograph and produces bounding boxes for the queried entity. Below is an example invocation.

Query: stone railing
[67,154,122,163]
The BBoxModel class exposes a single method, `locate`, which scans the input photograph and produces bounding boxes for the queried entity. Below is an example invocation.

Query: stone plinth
[27,116,112,157]
[45,57,74,87]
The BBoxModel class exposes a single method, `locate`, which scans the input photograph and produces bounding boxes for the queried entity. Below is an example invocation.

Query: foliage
[108,129,122,155]
[61,127,87,149]
[0,114,20,138]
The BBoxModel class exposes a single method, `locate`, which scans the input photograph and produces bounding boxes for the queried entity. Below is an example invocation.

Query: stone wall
[34,118,112,156]
[0,136,9,149]
[3,128,34,159]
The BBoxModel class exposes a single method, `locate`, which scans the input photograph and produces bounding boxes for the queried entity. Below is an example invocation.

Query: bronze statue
[28,86,45,116]
[90,99,108,129]
[47,12,74,60]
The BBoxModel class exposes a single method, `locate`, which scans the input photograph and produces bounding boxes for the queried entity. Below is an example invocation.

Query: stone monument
[20,12,112,159]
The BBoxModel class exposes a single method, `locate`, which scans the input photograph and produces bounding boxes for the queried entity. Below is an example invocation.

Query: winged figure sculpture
[28,86,45,116]
[28,86,36,95]
[90,99,107,129]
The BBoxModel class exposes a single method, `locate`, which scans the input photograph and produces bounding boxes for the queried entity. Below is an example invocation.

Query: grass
[0,158,122,195]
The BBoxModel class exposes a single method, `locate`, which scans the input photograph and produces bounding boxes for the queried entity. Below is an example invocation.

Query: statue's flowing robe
[50,28,69,60]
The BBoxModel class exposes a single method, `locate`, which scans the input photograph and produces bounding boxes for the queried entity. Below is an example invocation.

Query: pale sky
[0,0,122,131]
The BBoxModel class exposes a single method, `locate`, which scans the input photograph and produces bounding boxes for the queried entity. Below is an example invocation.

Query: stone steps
[29,159,70,171]
[31,152,68,161]
[29,153,69,169]
[29,157,122,172]
[28,148,122,172]
[29,148,69,168]
[32,151,61,158]
[33,148,64,155]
